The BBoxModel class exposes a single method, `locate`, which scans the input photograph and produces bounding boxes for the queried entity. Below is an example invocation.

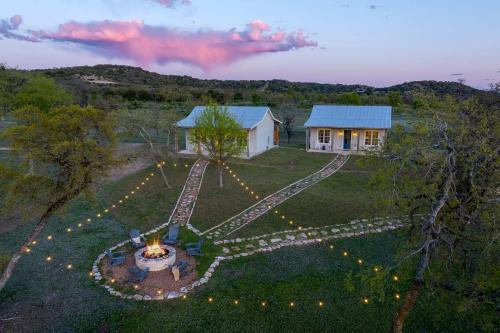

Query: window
[318,129,331,144]
[364,130,379,146]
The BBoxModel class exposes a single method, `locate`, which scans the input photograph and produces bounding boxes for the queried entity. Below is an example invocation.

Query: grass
[190,148,332,232]
[0,148,493,332]
[232,156,393,238]
[81,231,486,332]
[96,159,194,232]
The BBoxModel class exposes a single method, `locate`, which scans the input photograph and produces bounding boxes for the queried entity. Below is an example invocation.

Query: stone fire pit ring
[134,244,176,271]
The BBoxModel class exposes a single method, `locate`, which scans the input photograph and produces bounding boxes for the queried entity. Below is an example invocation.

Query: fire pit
[134,240,176,272]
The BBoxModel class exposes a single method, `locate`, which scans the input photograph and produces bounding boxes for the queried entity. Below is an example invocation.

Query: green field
[0,148,491,332]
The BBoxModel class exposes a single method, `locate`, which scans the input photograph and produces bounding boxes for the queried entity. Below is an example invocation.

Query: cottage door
[273,123,279,145]
[343,130,351,149]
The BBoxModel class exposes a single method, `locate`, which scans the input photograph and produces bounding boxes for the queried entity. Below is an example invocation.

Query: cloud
[0,15,36,41]
[450,73,464,76]
[31,19,317,70]
[149,0,191,8]
[369,4,382,10]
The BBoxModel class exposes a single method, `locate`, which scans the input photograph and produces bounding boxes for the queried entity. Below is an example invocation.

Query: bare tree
[116,108,175,189]
[283,113,295,144]
[365,97,498,333]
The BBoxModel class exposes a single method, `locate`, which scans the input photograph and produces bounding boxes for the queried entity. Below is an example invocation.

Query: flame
[144,238,165,257]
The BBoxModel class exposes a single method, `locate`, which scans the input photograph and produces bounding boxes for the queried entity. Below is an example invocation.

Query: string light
[182,295,187,300]
[261,301,266,307]
[318,301,324,307]
[78,223,82,227]
[67,264,72,269]
[47,235,53,240]
[67,228,72,233]
[395,293,400,299]
[32,241,37,245]
[289,302,295,307]
[233,300,239,305]
[219,161,404,304]
[208,297,214,303]
[134,284,139,289]
[25,247,31,253]
[46,256,52,261]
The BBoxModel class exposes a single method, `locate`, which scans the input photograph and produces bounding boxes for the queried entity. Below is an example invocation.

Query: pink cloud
[33,19,318,70]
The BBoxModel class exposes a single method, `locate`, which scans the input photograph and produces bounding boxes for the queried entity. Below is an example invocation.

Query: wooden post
[356,130,360,153]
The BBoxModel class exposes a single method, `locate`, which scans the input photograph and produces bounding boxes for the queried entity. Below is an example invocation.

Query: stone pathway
[167,159,209,234]
[216,217,408,257]
[202,154,350,239]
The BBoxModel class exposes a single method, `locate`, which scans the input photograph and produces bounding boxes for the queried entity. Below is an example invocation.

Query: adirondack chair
[105,249,126,266]
[128,266,149,283]
[162,224,180,245]
[185,237,204,256]
[175,259,189,276]
[129,229,146,249]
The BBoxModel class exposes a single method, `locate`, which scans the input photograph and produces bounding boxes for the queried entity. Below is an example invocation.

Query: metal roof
[304,105,392,129]
[177,106,280,129]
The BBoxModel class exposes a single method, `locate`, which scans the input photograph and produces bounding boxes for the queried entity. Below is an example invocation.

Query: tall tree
[387,91,403,107]
[14,75,72,112]
[283,113,295,144]
[365,97,498,332]
[0,101,116,291]
[190,103,247,187]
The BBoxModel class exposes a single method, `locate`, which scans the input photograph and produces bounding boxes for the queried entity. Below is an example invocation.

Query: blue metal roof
[177,106,278,129]
[304,105,392,129]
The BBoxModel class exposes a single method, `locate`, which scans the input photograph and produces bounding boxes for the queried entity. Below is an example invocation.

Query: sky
[1,0,499,88]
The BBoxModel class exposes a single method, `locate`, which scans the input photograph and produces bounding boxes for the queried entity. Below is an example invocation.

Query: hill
[30,64,479,97]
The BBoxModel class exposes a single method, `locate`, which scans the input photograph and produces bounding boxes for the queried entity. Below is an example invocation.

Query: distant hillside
[30,64,479,97]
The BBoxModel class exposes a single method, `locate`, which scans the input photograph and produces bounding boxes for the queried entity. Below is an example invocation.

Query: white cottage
[176,106,281,159]
[304,105,392,154]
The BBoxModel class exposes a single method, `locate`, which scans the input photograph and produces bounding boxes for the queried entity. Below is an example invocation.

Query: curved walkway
[202,154,349,239]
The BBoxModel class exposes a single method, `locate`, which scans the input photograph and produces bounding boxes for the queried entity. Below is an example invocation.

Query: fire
[143,238,167,258]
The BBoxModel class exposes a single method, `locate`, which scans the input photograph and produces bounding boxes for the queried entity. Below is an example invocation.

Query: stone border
[92,216,408,301]
[92,158,211,300]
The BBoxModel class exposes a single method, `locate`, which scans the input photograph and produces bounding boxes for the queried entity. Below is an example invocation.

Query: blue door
[343,130,351,149]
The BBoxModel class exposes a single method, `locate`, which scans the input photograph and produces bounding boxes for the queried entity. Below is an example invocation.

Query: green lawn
[232,156,392,238]
[190,148,332,232]
[0,149,493,332]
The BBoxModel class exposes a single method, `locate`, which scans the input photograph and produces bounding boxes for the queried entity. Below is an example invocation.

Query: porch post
[356,129,360,153]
